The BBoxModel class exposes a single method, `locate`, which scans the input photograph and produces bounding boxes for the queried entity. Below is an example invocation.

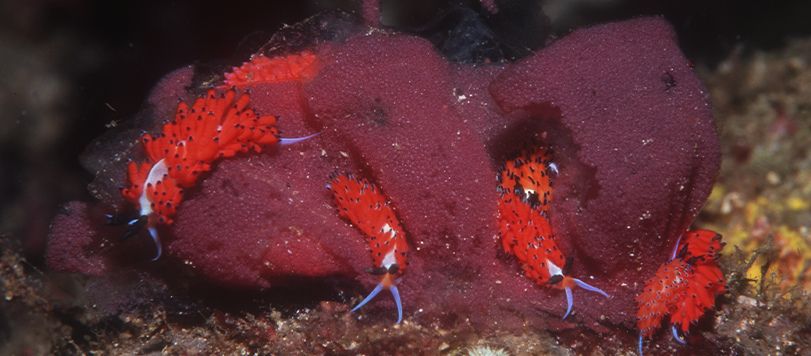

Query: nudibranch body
[115,50,323,260]
[117,89,318,260]
[497,148,609,319]
[329,175,408,323]
[223,51,319,88]
[636,229,725,354]
[119,89,281,259]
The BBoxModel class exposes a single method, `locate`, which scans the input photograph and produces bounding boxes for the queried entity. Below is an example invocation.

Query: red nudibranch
[119,90,280,259]
[497,147,609,319]
[636,229,725,354]
[329,175,409,323]
[222,51,319,88]
[116,52,321,260]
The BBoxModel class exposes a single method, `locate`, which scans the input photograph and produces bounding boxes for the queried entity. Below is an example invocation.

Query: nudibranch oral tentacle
[146,226,162,261]
[279,132,321,146]
[497,147,609,320]
[636,229,726,355]
[351,282,384,313]
[563,285,574,320]
[572,277,610,297]
[119,88,318,260]
[670,234,682,261]
[329,174,409,324]
[559,275,610,320]
[671,325,687,345]
[390,284,403,324]
[104,214,146,240]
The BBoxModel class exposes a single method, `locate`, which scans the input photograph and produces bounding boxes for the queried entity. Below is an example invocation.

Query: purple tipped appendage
[351,282,384,313]
[562,278,609,320]
[671,325,687,345]
[573,278,610,298]
[147,225,162,261]
[671,235,682,261]
[279,132,320,145]
[390,285,403,324]
[350,282,403,324]
[562,287,574,319]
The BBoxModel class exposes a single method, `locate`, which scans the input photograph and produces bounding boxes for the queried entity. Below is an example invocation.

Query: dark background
[1,0,809,263]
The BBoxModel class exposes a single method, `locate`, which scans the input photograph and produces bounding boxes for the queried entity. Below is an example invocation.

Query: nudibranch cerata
[111,50,322,260]
[329,174,409,323]
[115,88,317,260]
[636,229,725,355]
[497,147,609,319]
[222,51,319,88]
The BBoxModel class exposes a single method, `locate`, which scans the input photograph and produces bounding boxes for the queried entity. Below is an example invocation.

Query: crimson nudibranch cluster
[497,148,609,319]
[46,17,724,344]
[637,230,726,354]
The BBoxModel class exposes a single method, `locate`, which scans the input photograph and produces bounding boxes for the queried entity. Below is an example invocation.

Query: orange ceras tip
[328,174,408,323]
[636,229,726,355]
[497,147,609,320]
[222,50,320,88]
[117,88,318,261]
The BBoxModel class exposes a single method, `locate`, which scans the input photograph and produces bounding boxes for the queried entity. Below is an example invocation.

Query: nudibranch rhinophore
[115,88,317,260]
[636,229,726,355]
[329,174,409,323]
[497,147,609,319]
